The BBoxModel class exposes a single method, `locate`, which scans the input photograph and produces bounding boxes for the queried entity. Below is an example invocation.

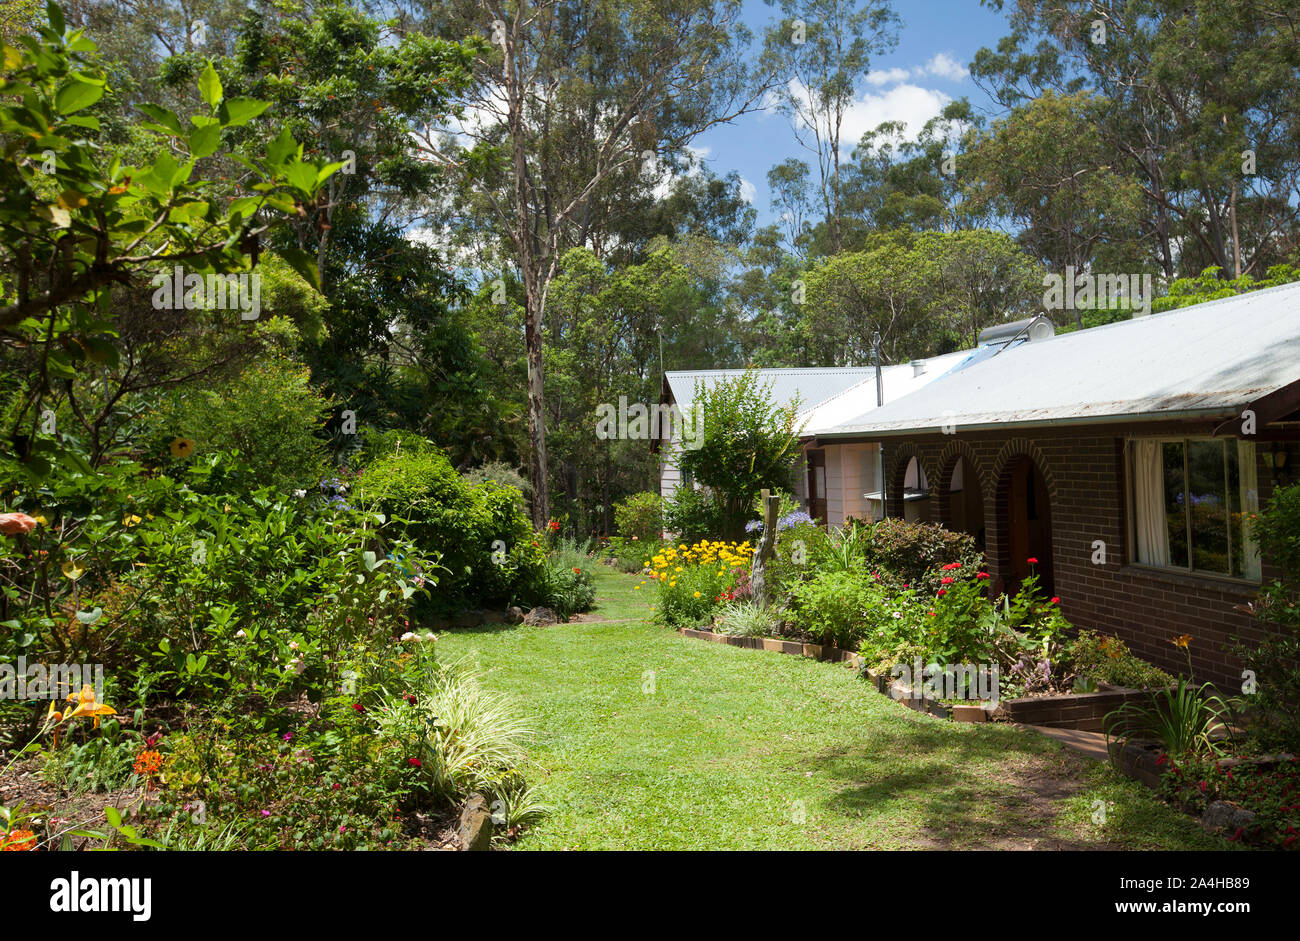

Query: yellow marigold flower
[693,591,702,598]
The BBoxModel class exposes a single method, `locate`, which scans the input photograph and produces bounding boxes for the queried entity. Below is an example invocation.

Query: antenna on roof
[873,332,884,408]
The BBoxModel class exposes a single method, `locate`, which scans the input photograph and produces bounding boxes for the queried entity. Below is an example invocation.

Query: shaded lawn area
[437,566,1227,850]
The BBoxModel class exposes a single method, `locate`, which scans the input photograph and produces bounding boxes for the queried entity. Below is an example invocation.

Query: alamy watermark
[594,397,704,450]
[0,656,105,702]
[891,659,1000,707]
[1043,267,1153,318]
[150,265,262,320]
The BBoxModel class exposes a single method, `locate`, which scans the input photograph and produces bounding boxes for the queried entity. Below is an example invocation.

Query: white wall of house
[799,441,883,525]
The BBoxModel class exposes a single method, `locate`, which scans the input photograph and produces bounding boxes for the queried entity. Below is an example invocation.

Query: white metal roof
[796,349,978,431]
[813,280,1300,438]
[664,367,877,419]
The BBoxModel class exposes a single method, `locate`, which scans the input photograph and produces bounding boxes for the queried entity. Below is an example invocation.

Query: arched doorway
[902,456,930,523]
[945,456,986,549]
[1004,456,1054,596]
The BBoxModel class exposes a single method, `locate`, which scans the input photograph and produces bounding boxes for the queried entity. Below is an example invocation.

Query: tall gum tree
[412,0,762,527]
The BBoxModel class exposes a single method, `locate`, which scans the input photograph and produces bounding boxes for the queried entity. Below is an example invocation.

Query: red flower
[1156,754,1167,766]
[941,562,962,570]
[976,572,990,580]
[940,577,955,585]
[547,520,560,532]
[1050,596,1060,604]
[408,758,422,768]
[936,589,947,597]
[902,584,910,589]
[405,695,417,706]
[351,703,365,713]
[1026,557,1038,564]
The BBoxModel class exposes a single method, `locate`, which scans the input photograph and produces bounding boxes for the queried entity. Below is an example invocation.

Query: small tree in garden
[613,492,663,542]
[676,368,801,540]
[1233,481,1300,752]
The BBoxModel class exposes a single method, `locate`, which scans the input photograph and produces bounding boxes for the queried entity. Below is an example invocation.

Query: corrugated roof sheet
[664,367,877,418]
[812,280,1300,438]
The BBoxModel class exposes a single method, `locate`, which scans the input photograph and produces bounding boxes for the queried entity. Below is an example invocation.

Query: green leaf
[54,78,103,115]
[138,103,182,136]
[189,124,221,159]
[283,160,317,194]
[198,62,222,108]
[74,607,102,625]
[104,807,122,828]
[220,98,271,127]
[46,0,64,34]
[266,126,298,165]
[275,246,321,292]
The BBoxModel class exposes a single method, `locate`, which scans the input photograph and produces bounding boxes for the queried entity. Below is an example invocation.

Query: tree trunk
[524,279,550,528]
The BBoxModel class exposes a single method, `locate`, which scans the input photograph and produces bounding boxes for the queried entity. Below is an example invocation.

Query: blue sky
[692,0,1013,229]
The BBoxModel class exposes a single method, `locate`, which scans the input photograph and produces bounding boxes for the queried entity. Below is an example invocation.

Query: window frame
[1124,435,1260,584]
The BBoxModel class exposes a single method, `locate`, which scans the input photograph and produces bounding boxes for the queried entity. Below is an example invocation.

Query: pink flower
[0,513,37,535]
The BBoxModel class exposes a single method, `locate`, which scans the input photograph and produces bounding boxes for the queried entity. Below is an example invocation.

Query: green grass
[438,565,1226,850]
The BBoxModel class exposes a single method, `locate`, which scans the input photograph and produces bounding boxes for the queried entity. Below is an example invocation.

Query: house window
[1127,438,1260,581]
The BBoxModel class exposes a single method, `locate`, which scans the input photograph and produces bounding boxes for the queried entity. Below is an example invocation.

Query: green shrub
[149,355,331,492]
[1064,630,1176,689]
[765,518,829,599]
[607,536,663,573]
[864,518,985,593]
[789,569,891,649]
[461,462,531,504]
[356,444,533,609]
[613,491,662,542]
[663,486,726,543]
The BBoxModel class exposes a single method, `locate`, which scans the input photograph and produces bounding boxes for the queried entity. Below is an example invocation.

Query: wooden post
[750,490,781,607]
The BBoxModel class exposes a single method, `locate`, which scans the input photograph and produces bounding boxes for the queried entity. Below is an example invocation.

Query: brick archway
[884,443,935,521]
[935,439,988,548]
[992,441,1057,597]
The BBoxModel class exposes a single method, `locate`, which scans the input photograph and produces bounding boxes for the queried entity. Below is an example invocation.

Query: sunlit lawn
[438,566,1225,850]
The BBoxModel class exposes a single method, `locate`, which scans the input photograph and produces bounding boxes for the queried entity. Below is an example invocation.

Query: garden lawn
[437,566,1227,850]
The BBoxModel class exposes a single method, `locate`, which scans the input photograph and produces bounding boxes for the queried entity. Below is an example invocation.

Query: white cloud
[738,176,756,204]
[922,52,967,82]
[863,54,967,89]
[865,66,912,87]
[785,79,951,152]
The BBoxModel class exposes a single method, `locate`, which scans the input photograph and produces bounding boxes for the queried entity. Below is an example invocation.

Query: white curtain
[1133,440,1170,566]
[1238,440,1262,581]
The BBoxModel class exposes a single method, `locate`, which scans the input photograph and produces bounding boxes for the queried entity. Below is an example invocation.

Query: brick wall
[877,421,1297,687]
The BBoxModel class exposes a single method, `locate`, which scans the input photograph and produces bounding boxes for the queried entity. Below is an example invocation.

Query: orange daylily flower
[1170,634,1192,650]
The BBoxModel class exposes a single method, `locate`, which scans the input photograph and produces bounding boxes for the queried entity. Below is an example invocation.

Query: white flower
[423,632,437,642]
[288,657,306,675]
[293,489,306,498]
[235,629,247,638]
[891,611,902,619]
[289,641,299,651]
[400,632,417,642]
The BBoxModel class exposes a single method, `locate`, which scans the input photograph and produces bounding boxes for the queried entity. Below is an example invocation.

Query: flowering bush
[647,540,754,627]
[1161,755,1300,848]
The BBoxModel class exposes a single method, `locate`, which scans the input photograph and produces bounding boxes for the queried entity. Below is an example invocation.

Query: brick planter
[993,685,1163,732]
[677,627,862,668]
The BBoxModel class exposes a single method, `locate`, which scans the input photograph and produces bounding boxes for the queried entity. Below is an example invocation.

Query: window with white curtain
[1127,437,1260,581]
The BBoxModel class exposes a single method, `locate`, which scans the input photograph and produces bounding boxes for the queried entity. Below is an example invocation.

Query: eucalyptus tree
[971,0,1300,280]
[411,0,762,526]
[759,0,899,256]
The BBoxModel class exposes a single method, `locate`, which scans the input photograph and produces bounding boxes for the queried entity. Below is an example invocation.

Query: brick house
[800,283,1300,685]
